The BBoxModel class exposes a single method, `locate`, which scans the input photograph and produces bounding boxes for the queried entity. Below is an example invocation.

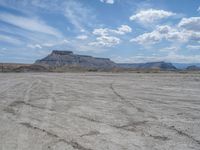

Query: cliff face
[35,50,116,69]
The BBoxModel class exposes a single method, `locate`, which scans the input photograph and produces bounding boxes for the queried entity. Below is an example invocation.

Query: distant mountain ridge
[0,50,199,72]
[186,65,200,71]
[173,63,200,69]
[35,50,177,71]
[118,61,177,71]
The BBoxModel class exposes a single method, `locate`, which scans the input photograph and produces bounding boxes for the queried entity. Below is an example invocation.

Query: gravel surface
[0,73,200,150]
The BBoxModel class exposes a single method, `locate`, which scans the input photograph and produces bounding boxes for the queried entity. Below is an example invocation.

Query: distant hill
[173,63,200,69]
[1,50,199,72]
[0,63,30,72]
[118,61,177,71]
[0,63,48,72]
[186,65,200,71]
[35,51,177,71]
[35,50,116,71]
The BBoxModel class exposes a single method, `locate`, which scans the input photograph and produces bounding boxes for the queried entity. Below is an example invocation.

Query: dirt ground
[0,73,200,150]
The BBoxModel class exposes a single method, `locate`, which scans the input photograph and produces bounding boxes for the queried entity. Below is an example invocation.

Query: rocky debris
[35,50,117,70]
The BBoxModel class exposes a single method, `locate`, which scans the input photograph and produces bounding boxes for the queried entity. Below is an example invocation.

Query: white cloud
[157,25,188,42]
[76,35,88,40]
[130,30,161,44]
[186,45,200,50]
[64,0,95,31]
[93,25,132,36]
[162,52,200,63]
[178,17,200,32]
[160,46,179,52]
[100,0,114,4]
[27,44,42,49]
[0,0,95,32]
[89,36,120,47]
[0,12,62,37]
[198,6,200,12]
[90,25,131,47]
[93,28,109,36]
[27,39,69,49]
[130,25,197,45]
[0,34,23,45]
[42,39,69,47]
[115,25,132,35]
[0,23,60,45]
[130,9,176,24]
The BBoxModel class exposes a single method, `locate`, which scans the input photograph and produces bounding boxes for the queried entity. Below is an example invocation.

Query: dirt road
[0,73,200,150]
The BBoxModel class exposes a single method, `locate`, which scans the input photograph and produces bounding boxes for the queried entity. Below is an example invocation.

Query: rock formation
[0,51,180,72]
[35,50,116,70]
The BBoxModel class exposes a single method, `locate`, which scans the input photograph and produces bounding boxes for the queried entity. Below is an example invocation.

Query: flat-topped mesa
[35,50,117,69]
[52,50,73,55]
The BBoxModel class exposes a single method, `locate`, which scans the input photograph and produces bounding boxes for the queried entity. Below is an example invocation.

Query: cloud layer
[0,12,62,37]
[130,9,176,24]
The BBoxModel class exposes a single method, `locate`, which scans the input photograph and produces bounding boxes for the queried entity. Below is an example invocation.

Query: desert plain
[0,73,200,150]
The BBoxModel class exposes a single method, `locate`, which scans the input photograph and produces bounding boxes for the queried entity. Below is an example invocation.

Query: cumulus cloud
[130,25,199,45]
[90,25,131,47]
[93,28,109,36]
[100,0,114,4]
[130,9,176,24]
[76,35,88,40]
[93,25,132,36]
[198,6,200,12]
[115,25,132,35]
[130,31,161,44]
[89,36,120,47]
[0,12,62,37]
[178,17,200,32]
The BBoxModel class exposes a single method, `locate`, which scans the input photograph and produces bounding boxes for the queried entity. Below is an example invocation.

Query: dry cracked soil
[0,73,200,150]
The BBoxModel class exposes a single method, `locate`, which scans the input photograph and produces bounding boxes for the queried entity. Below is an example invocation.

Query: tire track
[20,122,93,150]
[110,82,144,113]
[167,125,200,145]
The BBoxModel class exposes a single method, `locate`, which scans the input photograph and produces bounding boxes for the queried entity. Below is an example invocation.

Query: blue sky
[0,0,200,63]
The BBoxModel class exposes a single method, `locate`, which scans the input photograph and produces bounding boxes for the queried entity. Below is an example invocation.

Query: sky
[0,0,200,63]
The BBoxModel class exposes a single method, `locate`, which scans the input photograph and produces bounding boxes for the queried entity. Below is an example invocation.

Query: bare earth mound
[0,73,200,150]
